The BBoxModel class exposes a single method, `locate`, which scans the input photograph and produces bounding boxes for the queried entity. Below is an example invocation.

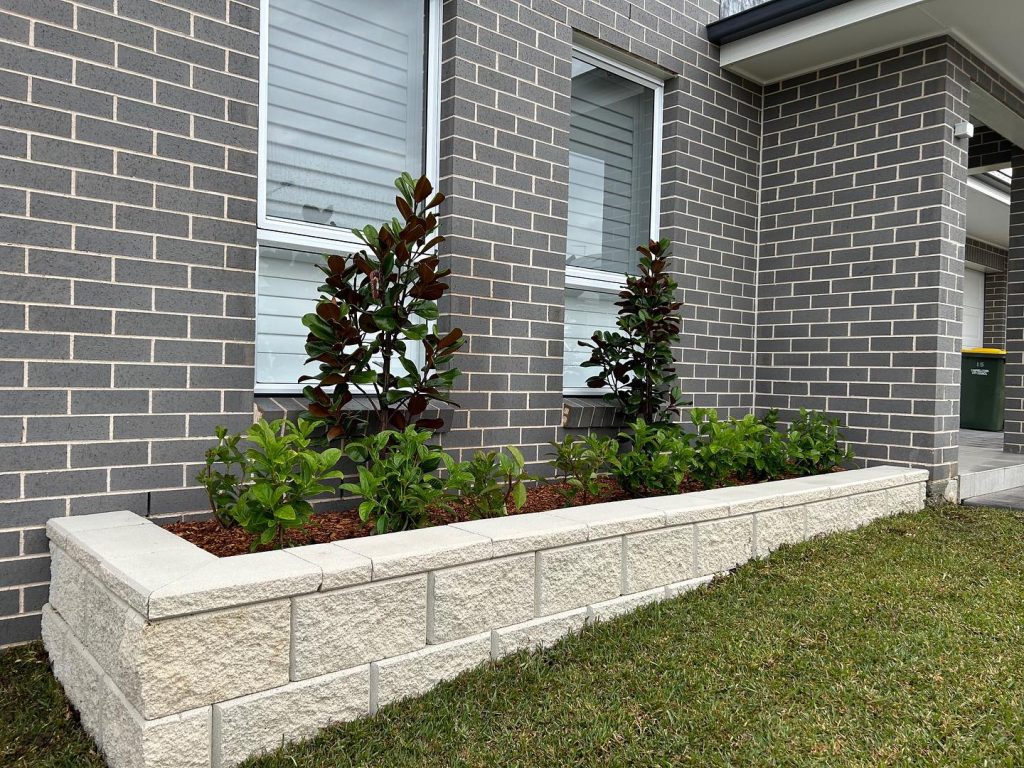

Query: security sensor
[954,121,975,140]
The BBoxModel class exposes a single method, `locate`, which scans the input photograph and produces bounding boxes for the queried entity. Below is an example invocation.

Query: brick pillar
[1003,151,1024,451]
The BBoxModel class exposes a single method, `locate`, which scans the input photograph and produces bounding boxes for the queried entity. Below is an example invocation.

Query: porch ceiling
[718,0,1024,96]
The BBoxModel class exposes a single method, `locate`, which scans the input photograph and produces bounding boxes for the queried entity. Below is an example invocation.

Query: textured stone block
[42,603,105,745]
[491,607,588,658]
[289,542,372,590]
[588,587,664,622]
[623,525,694,593]
[102,681,211,768]
[887,482,926,515]
[371,632,491,712]
[336,527,492,580]
[430,554,534,643]
[537,539,621,616]
[213,666,370,768]
[638,492,731,526]
[805,489,889,538]
[147,549,322,619]
[133,601,291,719]
[450,513,587,556]
[292,575,427,680]
[696,516,753,576]
[754,506,806,557]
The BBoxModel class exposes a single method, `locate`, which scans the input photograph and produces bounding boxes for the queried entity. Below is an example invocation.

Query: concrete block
[147,549,323,619]
[537,538,621,616]
[42,603,105,745]
[491,607,588,658]
[336,526,492,580]
[450,512,587,556]
[429,554,534,643]
[623,525,694,593]
[887,482,925,515]
[371,632,491,712]
[696,516,753,576]
[289,542,372,590]
[542,500,665,539]
[635,492,730,526]
[292,575,427,680]
[213,666,370,768]
[805,489,888,538]
[102,680,211,768]
[588,587,664,622]
[133,600,291,719]
[754,506,806,557]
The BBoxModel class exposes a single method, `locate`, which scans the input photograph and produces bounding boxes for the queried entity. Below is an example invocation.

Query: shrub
[747,409,790,481]
[786,408,853,475]
[302,173,463,442]
[687,408,752,489]
[579,238,687,423]
[547,433,618,504]
[341,426,459,534]
[611,419,693,497]
[456,447,532,519]
[197,419,344,550]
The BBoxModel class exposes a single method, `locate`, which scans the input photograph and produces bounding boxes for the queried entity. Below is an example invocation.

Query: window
[563,50,663,392]
[255,0,440,391]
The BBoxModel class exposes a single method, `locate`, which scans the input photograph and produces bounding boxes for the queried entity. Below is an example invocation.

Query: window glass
[256,246,324,387]
[265,0,427,234]
[566,58,655,275]
[563,288,620,390]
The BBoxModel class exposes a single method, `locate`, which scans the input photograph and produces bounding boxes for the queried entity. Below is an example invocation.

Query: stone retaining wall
[42,466,927,768]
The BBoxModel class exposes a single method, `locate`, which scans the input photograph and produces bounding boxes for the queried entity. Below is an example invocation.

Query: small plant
[579,238,687,423]
[342,426,459,534]
[688,408,753,489]
[546,433,618,504]
[748,409,790,481]
[611,419,693,496]
[197,419,344,550]
[786,408,853,476]
[457,447,532,519]
[302,173,464,441]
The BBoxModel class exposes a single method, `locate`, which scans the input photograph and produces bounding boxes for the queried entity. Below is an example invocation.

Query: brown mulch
[166,469,843,558]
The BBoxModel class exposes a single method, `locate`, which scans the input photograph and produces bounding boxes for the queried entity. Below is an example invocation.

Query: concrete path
[962,487,1024,510]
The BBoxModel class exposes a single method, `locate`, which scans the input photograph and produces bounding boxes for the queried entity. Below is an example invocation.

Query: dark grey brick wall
[969,124,1015,171]
[756,38,971,494]
[1004,151,1024,452]
[435,0,760,468]
[0,0,259,646]
[965,239,1009,349]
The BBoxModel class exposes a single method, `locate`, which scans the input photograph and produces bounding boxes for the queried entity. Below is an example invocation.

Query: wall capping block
[43,466,927,767]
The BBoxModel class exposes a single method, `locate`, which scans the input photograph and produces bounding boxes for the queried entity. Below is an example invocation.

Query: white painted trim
[968,175,1011,207]
[719,0,929,69]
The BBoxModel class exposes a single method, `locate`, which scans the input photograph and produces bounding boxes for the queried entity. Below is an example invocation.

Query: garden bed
[42,466,925,768]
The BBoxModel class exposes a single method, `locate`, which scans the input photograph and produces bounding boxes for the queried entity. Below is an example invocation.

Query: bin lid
[962,347,1007,357]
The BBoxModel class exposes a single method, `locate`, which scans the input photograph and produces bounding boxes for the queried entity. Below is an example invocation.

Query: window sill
[561,396,623,430]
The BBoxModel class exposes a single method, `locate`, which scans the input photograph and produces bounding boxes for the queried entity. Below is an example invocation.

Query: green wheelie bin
[960,347,1006,431]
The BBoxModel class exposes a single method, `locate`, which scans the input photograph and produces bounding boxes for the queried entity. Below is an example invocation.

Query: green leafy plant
[547,433,618,504]
[748,409,790,481]
[611,419,693,496]
[786,408,853,476]
[197,419,344,550]
[302,173,464,442]
[580,237,687,423]
[456,447,533,519]
[341,426,459,534]
[687,408,755,489]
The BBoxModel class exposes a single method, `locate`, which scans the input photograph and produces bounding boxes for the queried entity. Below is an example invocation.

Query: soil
[166,471,842,558]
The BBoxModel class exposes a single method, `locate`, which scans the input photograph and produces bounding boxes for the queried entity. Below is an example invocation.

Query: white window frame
[563,47,664,396]
[254,0,442,393]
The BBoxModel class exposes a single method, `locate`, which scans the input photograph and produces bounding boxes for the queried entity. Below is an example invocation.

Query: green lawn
[4,505,1024,767]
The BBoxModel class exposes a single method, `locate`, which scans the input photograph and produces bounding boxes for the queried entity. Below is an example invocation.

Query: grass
[4,505,1024,767]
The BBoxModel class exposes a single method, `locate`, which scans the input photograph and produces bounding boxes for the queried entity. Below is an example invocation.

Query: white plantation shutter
[563,53,660,393]
[264,0,427,234]
[256,247,324,387]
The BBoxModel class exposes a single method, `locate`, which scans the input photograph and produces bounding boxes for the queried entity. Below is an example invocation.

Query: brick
[35,24,114,64]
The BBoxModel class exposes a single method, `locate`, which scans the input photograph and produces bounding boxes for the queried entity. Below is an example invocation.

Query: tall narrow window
[256,0,439,391]
[563,51,663,392]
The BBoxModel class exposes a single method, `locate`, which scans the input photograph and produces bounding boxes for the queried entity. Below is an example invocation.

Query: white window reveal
[255,0,440,392]
[563,50,663,393]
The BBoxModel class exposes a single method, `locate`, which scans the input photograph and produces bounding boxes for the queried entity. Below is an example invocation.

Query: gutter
[707,0,855,45]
